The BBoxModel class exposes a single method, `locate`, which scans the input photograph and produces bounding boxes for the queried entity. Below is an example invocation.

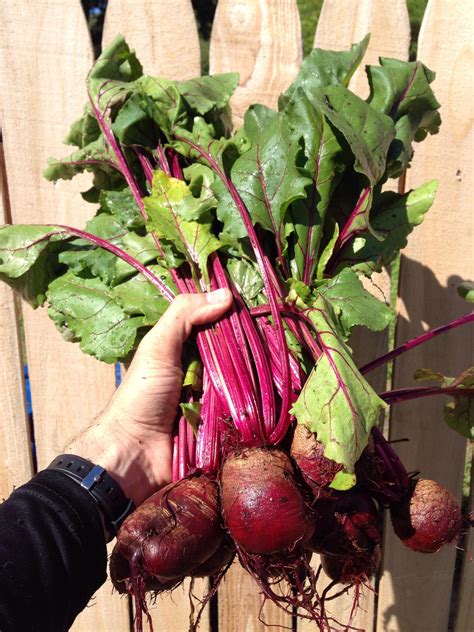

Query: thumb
[137,288,233,367]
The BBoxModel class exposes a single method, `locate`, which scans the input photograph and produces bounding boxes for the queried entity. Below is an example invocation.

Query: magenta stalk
[360,312,474,375]
[380,385,474,405]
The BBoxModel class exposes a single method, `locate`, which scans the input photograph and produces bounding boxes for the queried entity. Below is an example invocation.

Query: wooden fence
[0,0,472,630]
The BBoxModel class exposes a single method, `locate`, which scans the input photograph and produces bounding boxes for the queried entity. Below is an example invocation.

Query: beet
[321,545,381,584]
[117,475,223,581]
[390,478,462,553]
[190,538,235,577]
[220,447,314,554]
[290,425,342,499]
[109,545,178,595]
[308,489,380,557]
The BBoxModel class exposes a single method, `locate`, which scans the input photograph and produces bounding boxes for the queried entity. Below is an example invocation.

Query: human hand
[67,289,232,505]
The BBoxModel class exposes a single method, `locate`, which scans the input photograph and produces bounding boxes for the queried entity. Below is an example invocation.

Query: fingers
[137,288,233,367]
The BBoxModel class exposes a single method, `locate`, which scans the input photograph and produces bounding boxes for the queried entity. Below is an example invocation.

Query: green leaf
[284,89,347,281]
[315,268,393,339]
[226,258,263,305]
[316,221,339,280]
[145,171,222,282]
[415,367,474,439]
[87,35,143,107]
[183,358,203,391]
[320,86,395,186]
[44,136,116,183]
[47,271,143,363]
[59,217,159,286]
[177,73,239,114]
[113,265,170,325]
[219,105,310,253]
[0,224,70,306]
[180,402,202,435]
[137,76,187,136]
[98,189,145,230]
[291,296,386,485]
[458,282,474,303]
[281,35,370,103]
[336,180,437,275]
[367,58,441,177]
[111,93,157,147]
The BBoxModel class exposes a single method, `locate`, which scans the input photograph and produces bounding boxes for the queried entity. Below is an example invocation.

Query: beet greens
[1,33,472,630]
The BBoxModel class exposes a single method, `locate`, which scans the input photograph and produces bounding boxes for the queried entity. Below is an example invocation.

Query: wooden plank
[302,3,410,631]
[0,142,34,499]
[209,0,302,125]
[315,0,410,98]
[0,2,128,631]
[210,2,300,629]
[454,448,473,631]
[103,0,200,79]
[376,1,473,630]
[103,2,207,630]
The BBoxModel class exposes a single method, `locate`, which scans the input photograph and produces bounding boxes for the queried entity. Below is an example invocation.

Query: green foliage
[0,35,445,477]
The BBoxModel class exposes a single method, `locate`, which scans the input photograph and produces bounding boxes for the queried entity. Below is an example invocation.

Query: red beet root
[390,478,462,553]
[117,475,223,581]
[291,425,342,499]
[321,545,381,584]
[110,545,178,595]
[308,489,380,557]
[220,447,314,554]
[191,538,236,577]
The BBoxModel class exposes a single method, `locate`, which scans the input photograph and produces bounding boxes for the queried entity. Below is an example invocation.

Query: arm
[0,289,232,632]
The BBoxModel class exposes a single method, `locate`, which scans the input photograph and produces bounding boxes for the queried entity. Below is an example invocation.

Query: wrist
[67,418,171,506]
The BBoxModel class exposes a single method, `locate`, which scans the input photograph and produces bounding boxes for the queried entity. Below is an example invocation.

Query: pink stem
[53,224,175,300]
[361,312,474,374]
[381,385,474,405]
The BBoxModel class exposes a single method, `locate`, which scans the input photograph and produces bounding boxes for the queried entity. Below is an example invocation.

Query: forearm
[0,470,107,632]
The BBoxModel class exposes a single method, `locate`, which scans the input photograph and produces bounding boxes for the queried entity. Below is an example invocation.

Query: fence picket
[376,1,473,630]
[103,0,200,79]
[304,3,410,630]
[210,2,301,629]
[103,3,207,630]
[0,2,128,630]
[0,143,34,499]
[210,0,302,125]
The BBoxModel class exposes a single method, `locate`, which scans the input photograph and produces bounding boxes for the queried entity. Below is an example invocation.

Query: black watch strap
[47,454,135,540]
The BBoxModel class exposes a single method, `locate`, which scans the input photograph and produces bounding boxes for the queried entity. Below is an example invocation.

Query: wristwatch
[47,454,135,540]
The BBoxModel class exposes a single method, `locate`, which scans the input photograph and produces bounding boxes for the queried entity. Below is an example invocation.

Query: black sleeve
[0,469,108,632]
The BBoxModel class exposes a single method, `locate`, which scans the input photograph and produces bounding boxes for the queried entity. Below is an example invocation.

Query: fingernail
[206,288,229,304]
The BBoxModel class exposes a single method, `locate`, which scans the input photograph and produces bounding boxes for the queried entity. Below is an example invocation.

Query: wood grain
[210,0,302,126]
[0,142,34,499]
[0,1,127,630]
[376,1,473,631]
[103,0,200,79]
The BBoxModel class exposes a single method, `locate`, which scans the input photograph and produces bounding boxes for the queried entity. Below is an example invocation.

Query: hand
[67,288,232,505]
